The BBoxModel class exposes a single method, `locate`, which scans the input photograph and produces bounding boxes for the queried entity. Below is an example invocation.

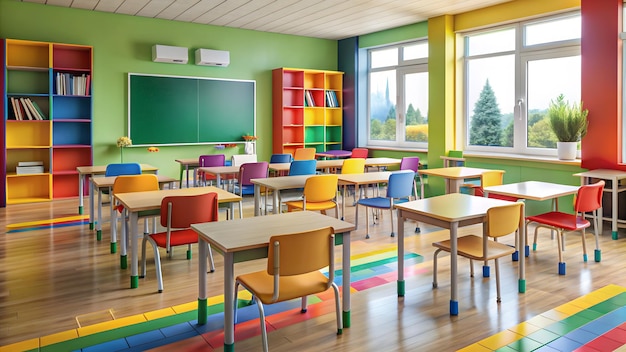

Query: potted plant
[547,94,588,160]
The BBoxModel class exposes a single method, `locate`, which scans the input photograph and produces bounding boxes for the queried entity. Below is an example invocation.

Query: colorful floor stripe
[459,284,626,352]
[0,247,424,352]
[6,215,89,233]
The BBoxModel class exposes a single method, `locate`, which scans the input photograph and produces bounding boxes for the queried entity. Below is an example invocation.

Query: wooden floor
[1,194,626,351]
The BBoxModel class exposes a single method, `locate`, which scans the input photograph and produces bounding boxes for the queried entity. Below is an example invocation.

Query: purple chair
[197,154,225,186]
[400,156,422,233]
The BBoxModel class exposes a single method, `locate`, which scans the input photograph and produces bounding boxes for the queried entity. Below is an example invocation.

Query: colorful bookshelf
[272,68,343,156]
[2,39,93,206]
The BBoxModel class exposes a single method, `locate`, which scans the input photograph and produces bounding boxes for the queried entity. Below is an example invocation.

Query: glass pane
[371,48,398,69]
[467,28,515,56]
[525,16,581,46]
[404,72,428,143]
[403,43,428,60]
[527,55,581,149]
[467,55,515,147]
[369,70,397,141]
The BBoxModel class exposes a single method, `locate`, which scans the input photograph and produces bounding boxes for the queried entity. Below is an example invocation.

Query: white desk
[337,171,391,219]
[418,166,497,194]
[395,193,523,315]
[192,211,355,351]
[114,186,242,288]
[251,175,314,216]
[574,169,626,240]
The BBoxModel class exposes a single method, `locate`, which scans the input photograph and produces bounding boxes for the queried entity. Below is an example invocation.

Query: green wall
[0,0,337,179]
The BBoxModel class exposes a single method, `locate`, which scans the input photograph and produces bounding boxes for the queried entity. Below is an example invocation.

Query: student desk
[76,164,158,226]
[192,210,355,351]
[315,150,352,159]
[337,171,391,219]
[251,175,315,216]
[174,158,199,188]
[418,166,497,193]
[114,186,242,288]
[483,181,579,259]
[364,157,402,170]
[395,193,523,315]
[91,174,176,253]
[574,169,626,239]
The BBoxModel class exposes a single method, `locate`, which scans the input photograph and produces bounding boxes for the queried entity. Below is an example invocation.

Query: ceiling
[22,0,513,40]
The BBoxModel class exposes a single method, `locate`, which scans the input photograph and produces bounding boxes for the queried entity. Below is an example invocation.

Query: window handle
[516,99,524,120]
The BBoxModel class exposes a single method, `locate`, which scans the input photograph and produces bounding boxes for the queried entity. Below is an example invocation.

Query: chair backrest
[160,192,218,228]
[387,170,416,199]
[113,174,159,194]
[105,163,141,177]
[399,157,420,172]
[270,153,293,163]
[267,227,334,277]
[481,170,505,188]
[486,202,524,239]
[574,180,605,213]
[293,147,316,160]
[199,154,225,167]
[232,154,258,166]
[303,174,338,202]
[351,148,369,158]
[341,158,366,174]
[289,159,317,176]
[239,161,269,187]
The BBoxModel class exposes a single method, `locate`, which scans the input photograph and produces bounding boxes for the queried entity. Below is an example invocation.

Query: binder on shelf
[18,161,44,166]
[16,165,45,174]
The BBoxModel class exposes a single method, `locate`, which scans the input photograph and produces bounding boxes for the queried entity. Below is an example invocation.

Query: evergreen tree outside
[469,80,502,146]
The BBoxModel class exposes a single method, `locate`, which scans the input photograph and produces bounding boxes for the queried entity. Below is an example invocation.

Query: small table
[395,193,523,315]
[337,171,391,219]
[174,158,199,188]
[574,169,626,239]
[77,164,158,226]
[419,166,496,193]
[251,175,314,216]
[315,150,352,159]
[91,175,176,253]
[196,165,240,190]
[483,181,580,258]
[192,211,355,351]
[114,186,242,288]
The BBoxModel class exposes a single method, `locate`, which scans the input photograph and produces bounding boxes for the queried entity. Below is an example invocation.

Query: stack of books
[16,161,44,174]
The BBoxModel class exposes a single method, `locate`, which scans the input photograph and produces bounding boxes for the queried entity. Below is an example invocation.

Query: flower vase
[244,141,254,155]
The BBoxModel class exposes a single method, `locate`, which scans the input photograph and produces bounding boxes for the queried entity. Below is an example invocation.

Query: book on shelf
[55,72,91,95]
[9,97,19,120]
[18,161,44,167]
[16,165,44,174]
[29,99,47,120]
[19,98,34,120]
[24,98,42,120]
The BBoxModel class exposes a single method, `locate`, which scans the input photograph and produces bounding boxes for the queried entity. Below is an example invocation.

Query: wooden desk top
[364,157,401,167]
[251,175,313,190]
[114,186,241,212]
[483,181,579,201]
[574,169,626,179]
[91,175,176,188]
[316,150,352,158]
[175,158,199,166]
[192,211,355,254]
[418,166,496,179]
[76,164,157,175]
[395,193,513,222]
[337,171,391,185]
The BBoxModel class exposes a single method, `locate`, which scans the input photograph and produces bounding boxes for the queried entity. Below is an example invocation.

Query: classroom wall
[0,0,338,179]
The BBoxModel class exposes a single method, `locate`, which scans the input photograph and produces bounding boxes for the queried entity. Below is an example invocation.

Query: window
[367,41,428,148]
[462,13,581,157]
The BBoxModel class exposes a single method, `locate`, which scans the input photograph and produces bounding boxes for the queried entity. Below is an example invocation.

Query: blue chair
[289,159,317,176]
[105,163,141,177]
[270,153,293,163]
[355,170,415,239]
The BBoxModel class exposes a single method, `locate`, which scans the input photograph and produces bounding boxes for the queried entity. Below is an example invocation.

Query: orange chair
[141,192,219,293]
[525,181,604,275]
[293,147,316,160]
[234,227,342,352]
[351,148,369,158]
[285,174,339,218]
[433,202,523,303]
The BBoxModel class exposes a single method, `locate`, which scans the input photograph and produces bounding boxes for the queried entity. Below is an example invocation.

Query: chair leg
[389,208,395,237]
[581,229,588,262]
[332,282,343,335]
[593,209,602,262]
[556,230,566,275]
[207,243,215,272]
[234,282,240,323]
[433,249,441,288]
[187,244,192,260]
[140,236,148,279]
[300,296,308,313]
[365,205,370,239]
[255,298,269,352]
[495,258,502,303]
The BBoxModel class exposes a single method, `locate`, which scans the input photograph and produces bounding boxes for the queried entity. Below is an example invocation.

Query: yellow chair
[432,202,523,303]
[341,157,367,203]
[141,192,218,293]
[234,227,342,352]
[285,174,339,218]
[293,147,316,160]
[111,174,160,261]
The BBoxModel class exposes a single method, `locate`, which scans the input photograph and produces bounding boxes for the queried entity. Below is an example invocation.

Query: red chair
[141,192,219,293]
[525,180,604,275]
[351,148,369,158]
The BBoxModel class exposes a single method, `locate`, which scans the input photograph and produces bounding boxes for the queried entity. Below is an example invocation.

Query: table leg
[273,189,280,215]
[342,231,351,328]
[179,164,184,189]
[78,173,84,215]
[397,210,405,296]
[254,184,261,216]
[108,186,117,254]
[612,177,618,239]
[223,253,235,351]
[119,206,127,270]
[449,221,459,316]
[96,185,102,241]
[198,238,208,325]
[129,210,139,288]
[186,165,191,188]
[341,185,347,220]
[518,207,526,293]
[89,175,95,230]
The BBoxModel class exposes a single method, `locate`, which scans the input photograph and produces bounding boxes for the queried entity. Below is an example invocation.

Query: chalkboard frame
[127,73,256,146]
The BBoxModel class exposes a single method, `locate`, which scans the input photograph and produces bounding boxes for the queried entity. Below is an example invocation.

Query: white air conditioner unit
[152,45,188,64]
[195,48,230,67]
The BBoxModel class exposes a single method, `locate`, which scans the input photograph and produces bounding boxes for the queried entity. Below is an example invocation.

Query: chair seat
[237,270,329,304]
[433,235,515,261]
[149,229,198,248]
[526,212,589,231]
[285,200,336,211]
[357,197,410,209]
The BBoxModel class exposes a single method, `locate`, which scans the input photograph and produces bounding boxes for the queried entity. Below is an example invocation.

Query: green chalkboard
[128,73,255,146]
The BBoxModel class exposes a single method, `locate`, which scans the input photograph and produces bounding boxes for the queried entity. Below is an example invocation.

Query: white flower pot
[557,141,577,160]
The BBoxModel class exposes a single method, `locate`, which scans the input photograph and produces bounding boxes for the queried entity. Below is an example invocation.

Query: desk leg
[108,187,117,254]
[198,238,208,325]
[254,184,261,216]
[178,164,184,189]
[449,222,459,316]
[612,177,618,239]
[88,175,95,230]
[223,253,235,351]
[119,206,127,269]
[78,174,84,215]
[129,210,139,288]
[186,165,190,188]
[397,210,405,297]
[273,190,280,215]
[519,211,526,293]
[341,185,347,220]
[96,186,102,241]
[342,231,351,328]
